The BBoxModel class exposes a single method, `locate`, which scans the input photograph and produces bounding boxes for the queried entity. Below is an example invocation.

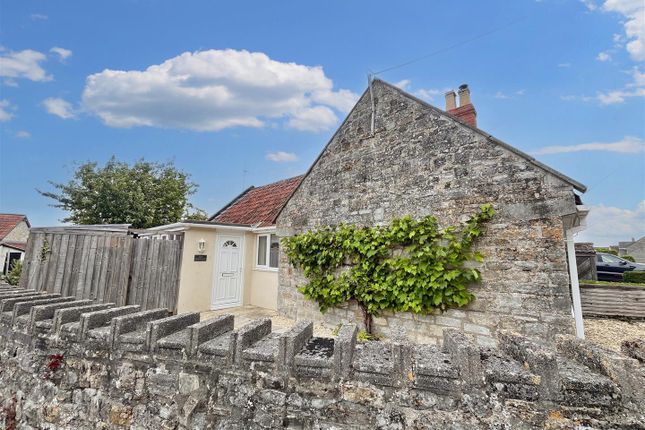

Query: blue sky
[0,0,643,245]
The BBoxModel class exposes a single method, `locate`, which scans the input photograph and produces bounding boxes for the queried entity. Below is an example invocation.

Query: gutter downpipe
[564,204,589,339]
[566,227,585,339]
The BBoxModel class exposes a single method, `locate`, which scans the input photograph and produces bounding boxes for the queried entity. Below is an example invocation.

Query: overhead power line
[373,15,528,76]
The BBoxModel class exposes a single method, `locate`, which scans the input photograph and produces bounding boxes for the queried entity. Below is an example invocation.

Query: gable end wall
[277,81,578,346]
[3,220,30,242]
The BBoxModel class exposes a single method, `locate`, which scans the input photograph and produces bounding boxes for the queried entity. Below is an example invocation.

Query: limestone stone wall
[277,79,582,346]
[0,287,643,429]
[3,219,29,242]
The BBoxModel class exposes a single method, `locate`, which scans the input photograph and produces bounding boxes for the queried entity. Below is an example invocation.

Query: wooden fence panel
[580,284,645,318]
[19,230,182,312]
[126,237,182,312]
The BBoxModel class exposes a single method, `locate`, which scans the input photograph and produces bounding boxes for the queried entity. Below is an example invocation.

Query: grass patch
[580,279,645,287]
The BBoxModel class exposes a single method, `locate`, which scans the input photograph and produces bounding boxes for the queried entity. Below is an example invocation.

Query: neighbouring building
[149,176,302,313]
[276,79,588,346]
[617,236,645,263]
[0,213,30,275]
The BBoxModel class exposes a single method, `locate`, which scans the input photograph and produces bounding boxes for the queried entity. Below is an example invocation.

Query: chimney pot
[445,90,457,111]
[458,84,471,106]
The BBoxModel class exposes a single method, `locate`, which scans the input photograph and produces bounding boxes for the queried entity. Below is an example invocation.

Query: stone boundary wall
[0,286,644,429]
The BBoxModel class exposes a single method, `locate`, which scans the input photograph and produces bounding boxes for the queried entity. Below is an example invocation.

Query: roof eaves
[375,78,587,193]
[0,241,26,251]
[208,186,255,221]
[181,220,255,228]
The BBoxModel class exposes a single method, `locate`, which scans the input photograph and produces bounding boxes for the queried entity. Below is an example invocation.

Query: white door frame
[211,232,245,310]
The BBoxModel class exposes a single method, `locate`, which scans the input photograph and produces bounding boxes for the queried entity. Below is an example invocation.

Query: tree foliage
[283,204,494,333]
[39,158,201,229]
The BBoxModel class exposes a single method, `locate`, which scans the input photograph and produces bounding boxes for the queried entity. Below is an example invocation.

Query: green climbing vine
[39,239,51,262]
[283,204,494,333]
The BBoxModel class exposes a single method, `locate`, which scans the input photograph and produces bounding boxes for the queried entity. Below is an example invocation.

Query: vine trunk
[358,302,373,334]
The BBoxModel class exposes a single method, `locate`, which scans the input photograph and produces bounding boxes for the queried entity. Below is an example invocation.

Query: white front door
[211,234,244,309]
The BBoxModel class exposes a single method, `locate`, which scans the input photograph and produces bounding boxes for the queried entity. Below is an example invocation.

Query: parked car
[596,252,645,281]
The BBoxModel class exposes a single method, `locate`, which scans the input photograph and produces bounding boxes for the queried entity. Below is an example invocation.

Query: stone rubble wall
[0,287,644,429]
[276,79,581,346]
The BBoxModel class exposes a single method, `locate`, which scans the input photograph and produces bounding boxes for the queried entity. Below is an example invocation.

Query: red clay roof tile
[210,176,303,227]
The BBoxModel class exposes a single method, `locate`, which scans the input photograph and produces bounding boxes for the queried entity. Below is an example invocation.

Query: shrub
[624,271,645,284]
[5,260,22,286]
[595,247,617,255]
[622,255,636,262]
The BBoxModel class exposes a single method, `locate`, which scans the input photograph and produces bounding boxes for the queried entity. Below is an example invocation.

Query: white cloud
[413,88,445,101]
[533,136,645,155]
[42,97,76,119]
[30,13,48,21]
[597,86,645,104]
[266,151,298,162]
[286,105,338,132]
[495,90,525,99]
[563,68,645,104]
[15,130,31,138]
[596,51,612,61]
[80,49,358,132]
[388,79,449,103]
[576,201,645,246]
[581,0,598,11]
[50,47,72,62]
[0,48,51,82]
[597,68,645,103]
[633,67,645,86]
[596,0,645,61]
[394,79,411,90]
[558,62,572,68]
[0,99,14,121]
[311,88,358,113]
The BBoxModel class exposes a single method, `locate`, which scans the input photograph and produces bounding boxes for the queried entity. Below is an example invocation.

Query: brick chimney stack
[445,84,477,128]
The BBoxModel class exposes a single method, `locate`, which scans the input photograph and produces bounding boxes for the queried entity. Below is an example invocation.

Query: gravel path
[584,317,645,352]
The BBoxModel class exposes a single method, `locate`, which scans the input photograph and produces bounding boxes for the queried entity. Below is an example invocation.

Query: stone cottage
[276,79,588,346]
[0,213,30,275]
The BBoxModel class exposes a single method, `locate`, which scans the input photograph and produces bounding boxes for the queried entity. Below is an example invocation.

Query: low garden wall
[1,286,644,429]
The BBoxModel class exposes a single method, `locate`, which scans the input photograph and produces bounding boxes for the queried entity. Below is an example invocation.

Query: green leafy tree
[184,207,209,221]
[39,158,202,229]
[283,204,494,334]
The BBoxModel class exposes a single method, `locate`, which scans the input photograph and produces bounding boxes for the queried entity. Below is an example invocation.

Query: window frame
[256,233,279,271]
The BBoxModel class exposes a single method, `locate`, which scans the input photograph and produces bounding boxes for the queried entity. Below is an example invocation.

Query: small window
[270,234,280,268]
[257,236,267,266]
[257,233,279,269]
